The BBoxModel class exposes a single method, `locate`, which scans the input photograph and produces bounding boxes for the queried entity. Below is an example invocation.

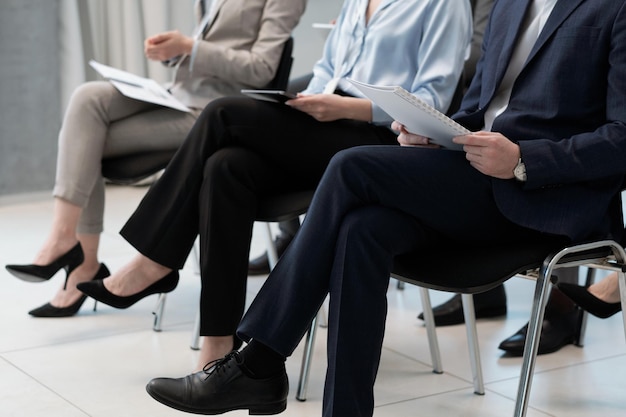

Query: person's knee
[202,148,261,190]
[198,96,255,125]
[325,147,373,182]
[329,147,370,168]
[69,81,115,109]
[204,148,242,177]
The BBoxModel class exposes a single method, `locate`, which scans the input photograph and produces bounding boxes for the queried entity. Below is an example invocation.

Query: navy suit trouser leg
[238,145,549,416]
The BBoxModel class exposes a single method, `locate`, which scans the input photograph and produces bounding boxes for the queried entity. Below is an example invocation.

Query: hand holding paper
[392,121,440,148]
[348,79,468,150]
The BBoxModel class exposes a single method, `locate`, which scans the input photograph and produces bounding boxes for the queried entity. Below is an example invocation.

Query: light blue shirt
[303,0,473,125]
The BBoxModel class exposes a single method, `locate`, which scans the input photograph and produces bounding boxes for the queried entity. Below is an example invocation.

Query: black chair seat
[256,190,314,223]
[102,151,175,185]
[392,239,613,294]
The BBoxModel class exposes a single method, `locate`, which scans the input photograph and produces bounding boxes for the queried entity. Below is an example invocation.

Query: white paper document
[348,79,468,151]
[89,60,190,112]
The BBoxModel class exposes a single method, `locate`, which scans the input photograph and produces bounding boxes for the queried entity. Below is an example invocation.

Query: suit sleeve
[190,0,306,87]
[520,4,626,190]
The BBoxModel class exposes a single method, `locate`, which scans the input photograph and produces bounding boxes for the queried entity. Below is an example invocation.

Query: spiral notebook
[348,79,468,151]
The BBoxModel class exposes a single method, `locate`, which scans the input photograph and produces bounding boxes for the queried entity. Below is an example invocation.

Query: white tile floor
[1,184,625,417]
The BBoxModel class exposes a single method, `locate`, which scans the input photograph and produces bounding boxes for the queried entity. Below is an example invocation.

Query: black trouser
[121,96,397,335]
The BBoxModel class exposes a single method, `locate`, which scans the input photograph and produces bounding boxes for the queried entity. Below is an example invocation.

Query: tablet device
[241,89,297,104]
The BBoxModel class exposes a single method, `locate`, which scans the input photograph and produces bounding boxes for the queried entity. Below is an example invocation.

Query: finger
[403,137,430,146]
[148,34,168,45]
[391,121,403,131]
[452,134,469,145]
[454,133,484,147]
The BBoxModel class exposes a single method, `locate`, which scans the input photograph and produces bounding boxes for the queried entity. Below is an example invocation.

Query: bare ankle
[195,336,236,371]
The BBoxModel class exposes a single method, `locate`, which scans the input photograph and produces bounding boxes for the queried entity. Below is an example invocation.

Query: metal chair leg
[190,309,201,350]
[317,296,329,328]
[296,313,320,401]
[419,287,443,374]
[576,267,597,346]
[461,293,485,395]
[514,241,626,417]
[192,236,201,275]
[153,293,167,332]
[265,223,279,269]
[514,265,553,417]
[618,266,626,344]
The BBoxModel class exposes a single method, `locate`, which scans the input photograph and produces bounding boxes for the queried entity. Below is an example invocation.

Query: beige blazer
[170,0,306,109]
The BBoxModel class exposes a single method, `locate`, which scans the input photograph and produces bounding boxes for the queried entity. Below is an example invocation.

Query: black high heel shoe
[77,270,179,309]
[6,243,84,288]
[28,263,111,318]
[557,282,622,319]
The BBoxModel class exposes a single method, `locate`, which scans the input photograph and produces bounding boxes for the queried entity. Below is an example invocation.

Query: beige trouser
[53,81,202,234]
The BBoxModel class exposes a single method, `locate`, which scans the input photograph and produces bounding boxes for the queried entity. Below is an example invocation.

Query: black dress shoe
[418,285,507,326]
[498,308,581,356]
[557,282,622,318]
[146,351,288,415]
[248,233,294,276]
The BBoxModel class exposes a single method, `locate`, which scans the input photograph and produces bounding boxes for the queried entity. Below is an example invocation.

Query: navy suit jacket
[453,0,626,242]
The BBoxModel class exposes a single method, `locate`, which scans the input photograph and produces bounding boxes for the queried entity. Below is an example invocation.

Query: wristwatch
[513,158,527,182]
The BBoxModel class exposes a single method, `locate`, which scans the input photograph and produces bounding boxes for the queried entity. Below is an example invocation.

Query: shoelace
[201,351,241,380]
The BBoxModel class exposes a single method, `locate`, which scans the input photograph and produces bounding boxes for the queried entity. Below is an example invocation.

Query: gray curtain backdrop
[60,0,195,109]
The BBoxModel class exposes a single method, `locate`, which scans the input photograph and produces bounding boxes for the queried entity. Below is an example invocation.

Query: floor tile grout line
[0,355,92,416]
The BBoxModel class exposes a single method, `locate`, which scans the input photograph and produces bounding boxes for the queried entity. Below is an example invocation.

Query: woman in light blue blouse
[79,0,473,372]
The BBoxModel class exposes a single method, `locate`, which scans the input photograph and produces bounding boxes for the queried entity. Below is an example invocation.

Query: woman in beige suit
[5,0,305,317]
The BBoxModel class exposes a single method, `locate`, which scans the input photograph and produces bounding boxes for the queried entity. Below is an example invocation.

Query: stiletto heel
[558,282,622,319]
[6,243,84,286]
[28,263,110,318]
[77,271,179,309]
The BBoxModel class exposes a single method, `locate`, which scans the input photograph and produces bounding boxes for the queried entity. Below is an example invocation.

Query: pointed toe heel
[28,263,111,318]
[6,243,84,286]
[557,282,622,319]
[77,271,179,309]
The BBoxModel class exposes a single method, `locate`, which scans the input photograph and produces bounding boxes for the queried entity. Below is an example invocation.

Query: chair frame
[392,239,626,417]
[296,274,486,403]
[296,235,626,412]
[513,240,625,416]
